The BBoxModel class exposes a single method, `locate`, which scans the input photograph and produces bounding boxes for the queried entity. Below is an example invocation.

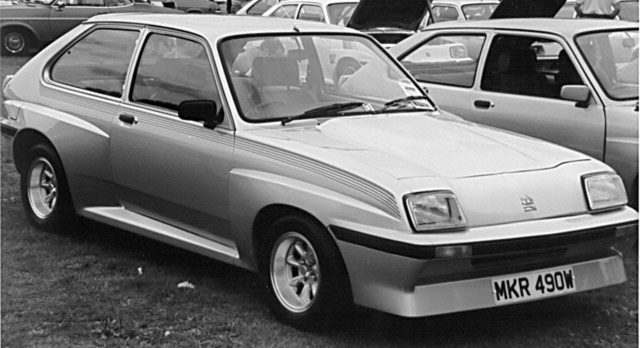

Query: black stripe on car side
[1,124,17,137]
[330,222,638,260]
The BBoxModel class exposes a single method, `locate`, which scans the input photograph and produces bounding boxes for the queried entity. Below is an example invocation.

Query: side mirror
[622,38,636,48]
[560,85,590,108]
[178,100,222,129]
[54,1,66,9]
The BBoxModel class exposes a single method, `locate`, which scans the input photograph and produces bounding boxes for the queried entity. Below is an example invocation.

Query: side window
[481,35,575,99]
[130,34,221,114]
[400,34,486,88]
[247,0,277,15]
[298,5,324,22]
[271,4,297,18]
[432,5,459,22]
[50,28,138,97]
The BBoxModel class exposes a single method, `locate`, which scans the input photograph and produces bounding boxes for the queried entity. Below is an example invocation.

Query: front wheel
[20,144,75,230]
[262,214,351,329]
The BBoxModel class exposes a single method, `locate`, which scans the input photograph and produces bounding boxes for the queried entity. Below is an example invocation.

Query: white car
[391,0,639,207]
[424,0,500,27]
[235,0,279,15]
[262,0,358,26]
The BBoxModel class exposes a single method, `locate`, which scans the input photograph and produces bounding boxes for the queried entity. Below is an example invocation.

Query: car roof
[86,13,356,39]
[422,17,637,36]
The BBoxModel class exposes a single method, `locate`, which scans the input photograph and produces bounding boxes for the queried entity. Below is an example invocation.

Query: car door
[468,32,605,161]
[110,31,236,247]
[48,0,110,39]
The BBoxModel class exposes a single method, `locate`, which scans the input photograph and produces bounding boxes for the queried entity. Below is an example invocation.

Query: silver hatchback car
[2,14,637,328]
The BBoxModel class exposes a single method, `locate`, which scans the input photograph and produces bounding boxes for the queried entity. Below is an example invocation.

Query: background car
[2,12,637,330]
[234,0,278,15]
[262,0,358,26]
[422,0,499,27]
[0,0,181,55]
[391,18,639,207]
[346,0,431,47]
[171,0,220,13]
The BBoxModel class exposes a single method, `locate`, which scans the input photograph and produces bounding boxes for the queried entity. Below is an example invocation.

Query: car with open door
[391,0,639,208]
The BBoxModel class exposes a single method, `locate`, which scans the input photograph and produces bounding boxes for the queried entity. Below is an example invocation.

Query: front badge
[521,195,537,212]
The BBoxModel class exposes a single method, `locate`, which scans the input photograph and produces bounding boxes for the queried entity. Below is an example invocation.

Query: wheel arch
[13,129,57,175]
[1,23,41,44]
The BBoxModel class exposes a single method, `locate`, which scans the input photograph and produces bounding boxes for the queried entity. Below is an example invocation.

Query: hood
[490,0,565,19]
[257,113,588,180]
[347,0,431,31]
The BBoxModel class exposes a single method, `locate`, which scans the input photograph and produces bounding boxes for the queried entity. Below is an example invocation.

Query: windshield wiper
[281,102,370,126]
[376,95,436,113]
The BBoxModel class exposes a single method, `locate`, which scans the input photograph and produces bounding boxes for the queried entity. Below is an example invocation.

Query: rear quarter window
[50,28,139,98]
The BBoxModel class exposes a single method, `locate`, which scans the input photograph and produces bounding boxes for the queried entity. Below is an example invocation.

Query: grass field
[1,55,638,348]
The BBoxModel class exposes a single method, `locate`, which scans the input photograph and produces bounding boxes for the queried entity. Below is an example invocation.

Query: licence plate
[492,267,576,305]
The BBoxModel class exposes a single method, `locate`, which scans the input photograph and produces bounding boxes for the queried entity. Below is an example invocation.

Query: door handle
[474,100,494,109]
[119,114,138,125]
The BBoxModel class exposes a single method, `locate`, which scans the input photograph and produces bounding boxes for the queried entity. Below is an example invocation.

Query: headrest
[252,57,300,87]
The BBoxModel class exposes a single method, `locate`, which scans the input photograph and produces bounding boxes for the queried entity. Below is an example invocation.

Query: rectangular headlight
[405,191,467,232]
[583,172,627,211]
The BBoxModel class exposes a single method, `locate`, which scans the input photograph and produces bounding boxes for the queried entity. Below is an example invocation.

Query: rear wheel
[1,28,32,56]
[20,144,74,229]
[261,214,351,329]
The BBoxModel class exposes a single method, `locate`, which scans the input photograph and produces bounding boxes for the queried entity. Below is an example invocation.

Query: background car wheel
[20,144,75,230]
[261,214,351,329]
[1,28,32,56]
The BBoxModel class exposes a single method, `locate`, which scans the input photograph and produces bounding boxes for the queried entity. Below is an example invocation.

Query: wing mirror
[54,1,66,9]
[178,100,223,129]
[560,85,590,108]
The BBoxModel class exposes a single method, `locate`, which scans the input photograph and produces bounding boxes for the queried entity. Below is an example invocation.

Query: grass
[1,55,638,347]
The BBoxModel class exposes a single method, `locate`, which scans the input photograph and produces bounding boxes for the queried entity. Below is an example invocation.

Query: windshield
[461,4,497,20]
[576,29,638,100]
[220,34,433,123]
[327,3,357,25]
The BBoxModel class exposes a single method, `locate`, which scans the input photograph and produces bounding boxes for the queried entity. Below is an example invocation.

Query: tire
[261,214,351,329]
[1,28,32,56]
[20,144,75,230]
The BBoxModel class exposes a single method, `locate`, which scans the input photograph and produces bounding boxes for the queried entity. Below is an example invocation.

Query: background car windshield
[327,3,357,25]
[576,29,638,100]
[221,34,429,122]
[461,4,496,20]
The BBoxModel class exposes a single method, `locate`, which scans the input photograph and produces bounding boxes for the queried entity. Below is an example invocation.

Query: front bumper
[332,213,637,317]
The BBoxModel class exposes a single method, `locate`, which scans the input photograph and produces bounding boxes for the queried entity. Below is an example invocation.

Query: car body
[262,0,358,26]
[0,0,181,55]
[2,14,637,327]
[391,19,639,207]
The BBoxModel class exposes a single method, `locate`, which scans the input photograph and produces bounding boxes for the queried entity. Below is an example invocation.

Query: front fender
[1,21,45,43]
[229,168,407,271]
[606,136,638,201]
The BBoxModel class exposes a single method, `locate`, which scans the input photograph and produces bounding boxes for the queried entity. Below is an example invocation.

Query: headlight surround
[405,191,467,232]
[583,172,627,211]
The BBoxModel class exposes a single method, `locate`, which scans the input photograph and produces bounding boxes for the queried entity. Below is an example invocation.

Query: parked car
[262,0,358,26]
[424,0,499,25]
[0,0,181,55]
[171,0,220,13]
[346,0,431,47]
[391,18,639,207]
[2,13,637,328]
[234,0,278,15]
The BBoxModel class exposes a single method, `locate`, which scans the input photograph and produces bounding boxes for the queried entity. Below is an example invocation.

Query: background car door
[468,32,606,161]
[48,0,110,39]
[110,32,236,246]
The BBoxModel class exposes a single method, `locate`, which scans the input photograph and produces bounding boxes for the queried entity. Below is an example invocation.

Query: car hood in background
[490,0,565,18]
[347,0,431,31]
[254,113,589,180]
